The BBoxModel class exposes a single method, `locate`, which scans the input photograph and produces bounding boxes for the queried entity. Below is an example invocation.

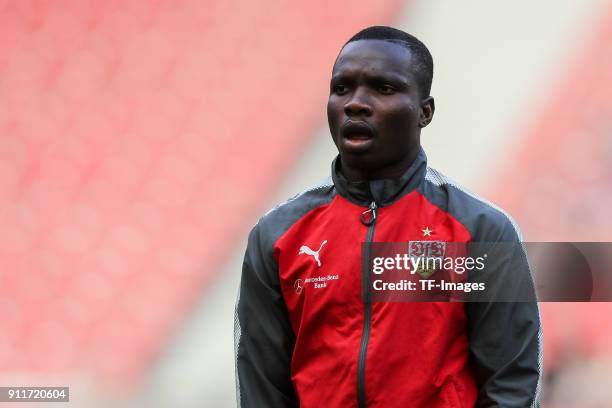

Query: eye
[332,84,348,95]
[378,84,395,94]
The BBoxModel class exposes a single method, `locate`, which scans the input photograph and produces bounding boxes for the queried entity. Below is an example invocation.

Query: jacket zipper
[358,201,377,408]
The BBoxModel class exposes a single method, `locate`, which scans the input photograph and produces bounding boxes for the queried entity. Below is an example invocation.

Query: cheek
[327,100,342,132]
[384,102,419,128]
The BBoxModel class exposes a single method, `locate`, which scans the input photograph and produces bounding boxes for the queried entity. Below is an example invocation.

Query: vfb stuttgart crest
[408,241,447,278]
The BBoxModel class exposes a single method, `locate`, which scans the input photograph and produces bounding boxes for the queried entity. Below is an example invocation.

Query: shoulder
[251,177,336,250]
[420,167,522,242]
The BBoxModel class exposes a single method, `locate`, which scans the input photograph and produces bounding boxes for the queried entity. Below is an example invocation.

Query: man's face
[327,39,433,179]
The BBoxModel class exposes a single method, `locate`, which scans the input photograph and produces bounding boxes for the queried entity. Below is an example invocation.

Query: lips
[339,121,376,152]
[341,121,375,140]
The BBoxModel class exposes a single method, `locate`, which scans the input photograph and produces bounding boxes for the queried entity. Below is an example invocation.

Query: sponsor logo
[294,279,304,294]
[298,240,328,267]
[293,275,339,294]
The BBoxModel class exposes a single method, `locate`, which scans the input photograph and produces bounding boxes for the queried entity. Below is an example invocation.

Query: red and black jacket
[235,148,542,407]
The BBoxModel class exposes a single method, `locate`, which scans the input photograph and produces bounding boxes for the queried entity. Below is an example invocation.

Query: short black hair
[343,26,434,97]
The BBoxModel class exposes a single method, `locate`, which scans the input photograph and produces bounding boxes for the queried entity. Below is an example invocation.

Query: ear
[418,96,435,128]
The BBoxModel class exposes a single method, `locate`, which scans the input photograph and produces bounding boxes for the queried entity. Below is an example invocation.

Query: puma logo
[298,240,328,267]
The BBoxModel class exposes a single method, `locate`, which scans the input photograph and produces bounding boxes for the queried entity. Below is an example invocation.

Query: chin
[340,152,380,170]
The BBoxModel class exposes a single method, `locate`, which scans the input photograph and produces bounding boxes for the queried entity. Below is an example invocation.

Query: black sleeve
[466,219,542,408]
[234,223,299,408]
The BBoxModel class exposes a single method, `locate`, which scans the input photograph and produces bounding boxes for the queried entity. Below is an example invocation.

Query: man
[234,26,542,407]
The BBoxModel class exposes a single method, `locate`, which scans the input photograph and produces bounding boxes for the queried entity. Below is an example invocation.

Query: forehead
[332,39,416,79]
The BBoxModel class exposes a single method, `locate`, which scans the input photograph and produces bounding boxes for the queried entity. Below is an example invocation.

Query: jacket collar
[331,147,428,207]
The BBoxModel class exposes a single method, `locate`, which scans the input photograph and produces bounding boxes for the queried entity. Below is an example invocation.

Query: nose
[344,88,372,117]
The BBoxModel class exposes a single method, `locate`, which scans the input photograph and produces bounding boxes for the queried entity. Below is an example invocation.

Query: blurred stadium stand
[1,0,611,406]
[0,0,401,405]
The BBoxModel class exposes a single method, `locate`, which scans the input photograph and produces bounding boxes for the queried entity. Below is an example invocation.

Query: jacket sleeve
[234,222,299,408]
[466,218,542,408]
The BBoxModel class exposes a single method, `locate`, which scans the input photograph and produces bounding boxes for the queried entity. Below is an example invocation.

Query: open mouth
[341,121,375,150]
[345,133,372,141]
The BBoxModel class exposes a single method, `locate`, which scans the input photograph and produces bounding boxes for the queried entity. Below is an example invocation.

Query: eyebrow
[331,71,409,87]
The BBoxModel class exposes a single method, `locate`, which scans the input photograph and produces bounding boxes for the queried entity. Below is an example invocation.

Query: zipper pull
[360,201,377,226]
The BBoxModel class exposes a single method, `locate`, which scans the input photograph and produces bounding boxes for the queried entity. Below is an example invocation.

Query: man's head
[327,26,435,181]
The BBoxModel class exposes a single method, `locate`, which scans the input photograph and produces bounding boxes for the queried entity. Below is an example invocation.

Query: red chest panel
[274,192,477,408]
